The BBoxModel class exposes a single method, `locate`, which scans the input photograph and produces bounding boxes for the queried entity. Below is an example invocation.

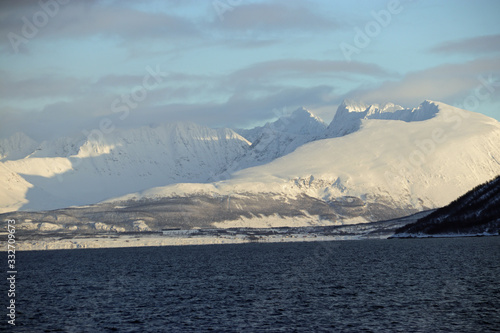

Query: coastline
[16,233,370,251]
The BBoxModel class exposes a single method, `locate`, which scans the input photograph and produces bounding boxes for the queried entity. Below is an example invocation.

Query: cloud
[210,1,338,32]
[54,4,198,39]
[0,54,394,141]
[94,74,147,88]
[0,82,337,141]
[95,72,213,88]
[430,34,500,55]
[345,57,500,108]
[225,59,395,88]
[0,74,91,100]
[121,84,337,129]
[0,1,201,54]
[223,39,281,49]
[5,55,499,142]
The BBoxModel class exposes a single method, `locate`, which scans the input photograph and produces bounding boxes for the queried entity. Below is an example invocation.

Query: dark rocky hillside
[392,175,500,237]
[1,191,421,240]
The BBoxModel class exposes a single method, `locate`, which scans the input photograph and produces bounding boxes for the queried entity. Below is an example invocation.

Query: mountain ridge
[229,107,327,171]
[324,99,439,138]
[103,100,500,226]
[0,122,251,212]
[1,100,500,228]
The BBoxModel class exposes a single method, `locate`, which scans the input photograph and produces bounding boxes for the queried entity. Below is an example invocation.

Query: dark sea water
[8,237,500,332]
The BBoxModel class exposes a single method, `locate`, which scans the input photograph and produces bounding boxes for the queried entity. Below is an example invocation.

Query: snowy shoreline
[17,232,499,251]
[17,233,375,251]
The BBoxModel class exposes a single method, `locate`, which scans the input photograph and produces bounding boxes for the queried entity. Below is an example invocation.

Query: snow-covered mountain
[2,100,500,232]
[0,132,39,161]
[324,100,437,138]
[104,100,500,226]
[231,107,327,170]
[0,122,250,212]
[2,107,329,213]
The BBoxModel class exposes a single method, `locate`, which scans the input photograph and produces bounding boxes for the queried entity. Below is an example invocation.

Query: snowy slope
[0,122,250,212]
[229,101,500,209]
[111,101,500,224]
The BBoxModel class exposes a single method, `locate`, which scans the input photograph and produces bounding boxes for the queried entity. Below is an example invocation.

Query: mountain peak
[339,99,405,114]
[229,107,327,170]
[326,100,439,138]
[290,106,312,117]
[0,132,39,161]
[290,107,326,124]
[340,99,369,112]
[268,107,326,136]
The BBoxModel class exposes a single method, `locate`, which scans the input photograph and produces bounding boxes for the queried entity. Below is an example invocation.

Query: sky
[1,0,500,141]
